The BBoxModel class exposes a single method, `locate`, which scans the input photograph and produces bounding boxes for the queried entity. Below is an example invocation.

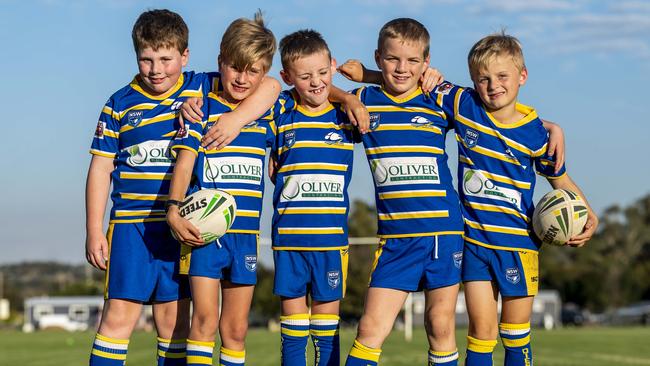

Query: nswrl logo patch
[464,128,479,148]
[284,130,296,147]
[126,110,144,127]
[505,268,521,284]
[369,113,380,130]
[245,255,257,272]
[327,270,340,289]
[453,251,463,269]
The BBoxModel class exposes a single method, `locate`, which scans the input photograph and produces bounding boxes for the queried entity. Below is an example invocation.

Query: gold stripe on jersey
[464,236,537,254]
[378,210,449,220]
[102,105,121,120]
[201,146,266,156]
[366,105,446,119]
[455,113,538,157]
[278,162,348,173]
[456,135,523,167]
[378,230,465,239]
[119,112,176,133]
[223,189,263,198]
[459,154,474,166]
[90,149,116,158]
[279,141,353,155]
[276,207,347,215]
[463,201,529,222]
[273,245,348,251]
[116,103,157,119]
[378,190,446,200]
[172,145,199,156]
[464,218,529,236]
[279,121,345,132]
[114,209,166,217]
[364,145,444,155]
[372,123,442,135]
[227,229,260,234]
[237,210,260,218]
[119,172,172,180]
[278,227,344,235]
[470,168,531,190]
[103,129,119,138]
[120,193,168,201]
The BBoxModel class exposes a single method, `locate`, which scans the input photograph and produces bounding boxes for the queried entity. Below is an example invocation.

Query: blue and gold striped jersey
[353,86,464,238]
[434,82,566,252]
[172,73,276,234]
[90,71,206,223]
[271,91,357,250]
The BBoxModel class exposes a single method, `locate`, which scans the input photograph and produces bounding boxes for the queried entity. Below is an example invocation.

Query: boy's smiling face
[471,54,528,113]
[281,51,336,111]
[219,57,267,104]
[137,46,188,96]
[375,37,429,99]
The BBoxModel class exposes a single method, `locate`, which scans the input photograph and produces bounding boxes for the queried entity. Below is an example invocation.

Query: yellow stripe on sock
[499,322,531,330]
[187,339,215,347]
[281,328,310,337]
[91,349,127,360]
[280,313,310,321]
[310,314,340,321]
[95,334,129,345]
[349,339,381,362]
[429,349,458,356]
[309,329,339,337]
[220,346,245,358]
[186,355,213,365]
[467,336,497,353]
[501,335,531,348]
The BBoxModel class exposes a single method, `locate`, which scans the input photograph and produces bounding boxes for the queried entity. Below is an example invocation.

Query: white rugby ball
[533,189,588,246]
[176,189,236,242]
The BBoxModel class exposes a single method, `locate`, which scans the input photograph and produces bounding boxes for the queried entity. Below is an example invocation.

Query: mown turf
[2,327,650,365]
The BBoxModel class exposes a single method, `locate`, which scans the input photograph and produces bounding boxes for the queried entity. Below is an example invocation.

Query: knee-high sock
[186,339,214,366]
[345,339,382,366]
[219,346,245,366]
[280,313,310,366]
[310,314,340,366]
[157,338,187,366]
[428,348,458,366]
[500,322,532,366]
[465,336,497,366]
[89,333,129,366]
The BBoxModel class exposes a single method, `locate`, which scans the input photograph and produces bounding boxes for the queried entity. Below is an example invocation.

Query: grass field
[2,327,650,365]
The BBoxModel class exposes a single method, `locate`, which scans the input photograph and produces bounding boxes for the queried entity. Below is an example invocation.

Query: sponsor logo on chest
[462,168,522,209]
[203,156,263,185]
[123,140,173,167]
[280,174,345,202]
[370,156,440,187]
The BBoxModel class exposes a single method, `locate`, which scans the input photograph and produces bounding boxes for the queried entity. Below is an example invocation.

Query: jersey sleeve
[534,134,567,179]
[433,81,466,127]
[89,97,120,159]
[178,72,211,100]
[170,102,207,158]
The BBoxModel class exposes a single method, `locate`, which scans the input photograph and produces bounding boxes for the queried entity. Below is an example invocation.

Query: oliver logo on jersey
[126,110,144,127]
[204,156,263,185]
[280,174,344,202]
[462,168,522,209]
[327,270,340,289]
[124,140,173,167]
[370,157,440,187]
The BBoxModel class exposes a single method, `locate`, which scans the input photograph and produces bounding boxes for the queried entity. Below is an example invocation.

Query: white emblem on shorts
[505,268,520,284]
[327,270,340,289]
[245,255,257,272]
[453,251,463,269]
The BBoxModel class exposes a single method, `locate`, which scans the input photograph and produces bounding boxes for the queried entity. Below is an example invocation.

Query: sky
[0,0,648,265]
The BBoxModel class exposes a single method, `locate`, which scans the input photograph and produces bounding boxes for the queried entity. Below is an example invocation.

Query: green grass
[2,327,650,365]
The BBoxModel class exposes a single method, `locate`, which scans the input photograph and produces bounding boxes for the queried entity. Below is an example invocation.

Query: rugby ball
[176,189,236,242]
[533,189,588,246]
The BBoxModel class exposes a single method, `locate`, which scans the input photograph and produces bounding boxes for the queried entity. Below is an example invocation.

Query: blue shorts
[461,242,539,297]
[369,235,463,292]
[105,222,190,303]
[273,249,348,302]
[188,233,259,285]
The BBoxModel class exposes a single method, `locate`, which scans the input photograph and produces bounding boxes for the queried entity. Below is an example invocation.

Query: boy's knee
[469,320,498,340]
[357,314,391,345]
[219,319,248,346]
[424,313,454,341]
[191,311,219,339]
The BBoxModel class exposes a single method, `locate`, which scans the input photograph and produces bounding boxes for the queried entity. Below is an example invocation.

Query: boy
[85,9,277,366]
[270,29,360,366]
[336,19,465,366]
[165,11,279,366]
[432,32,598,366]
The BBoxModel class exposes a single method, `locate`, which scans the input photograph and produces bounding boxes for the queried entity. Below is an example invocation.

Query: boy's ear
[331,57,337,74]
[280,70,293,86]
[374,49,381,70]
[181,48,189,67]
[217,54,223,72]
[519,66,528,86]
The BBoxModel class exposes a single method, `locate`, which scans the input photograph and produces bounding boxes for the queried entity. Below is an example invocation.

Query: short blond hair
[220,10,276,72]
[378,18,430,58]
[132,9,188,54]
[279,29,331,70]
[468,31,525,77]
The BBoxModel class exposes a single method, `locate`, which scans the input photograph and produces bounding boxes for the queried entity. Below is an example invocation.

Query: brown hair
[378,18,430,58]
[468,31,525,77]
[220,10,276,72]
[132,9,189,54]
[279,29,331,70]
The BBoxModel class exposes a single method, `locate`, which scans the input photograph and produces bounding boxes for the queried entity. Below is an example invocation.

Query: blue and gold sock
[499,322,532,366]
[465,336,497,366]
[89,333,128,366]
[428,348,459,365]
[219,346,245,366]
[186,339,214,366]
[310,314,340,366]
[157,338,186,366]
[345,339,382,366]
[280,313,310,366]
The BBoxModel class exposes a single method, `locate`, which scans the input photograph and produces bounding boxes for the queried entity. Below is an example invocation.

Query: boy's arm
[547,174,599,247]
[329,86,369,133]
[268,152,279,185]
[541,119,565,174]
[85,155,114,270]
[166,150,204,246]
[338,59,444,92]
[202,76,281,150]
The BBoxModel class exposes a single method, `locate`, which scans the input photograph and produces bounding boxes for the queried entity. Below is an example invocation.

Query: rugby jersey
[434,81,566,252]
[353,86,464,238]
[90,71,206,224]
[172,73,276,234]
[271,91,357,250]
